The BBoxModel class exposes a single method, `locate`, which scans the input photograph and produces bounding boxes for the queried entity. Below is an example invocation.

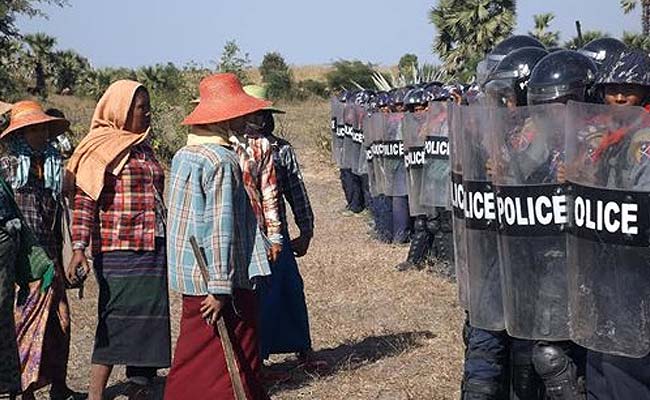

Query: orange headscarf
[66,80,149,200]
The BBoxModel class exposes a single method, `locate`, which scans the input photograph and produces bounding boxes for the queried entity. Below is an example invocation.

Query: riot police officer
[568,49,650,400]
[525,49,598,400]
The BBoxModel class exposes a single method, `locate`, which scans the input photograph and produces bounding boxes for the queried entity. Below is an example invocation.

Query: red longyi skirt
[164,290,269,400]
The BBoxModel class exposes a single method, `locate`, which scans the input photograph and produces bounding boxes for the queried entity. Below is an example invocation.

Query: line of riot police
[331,33,650,400]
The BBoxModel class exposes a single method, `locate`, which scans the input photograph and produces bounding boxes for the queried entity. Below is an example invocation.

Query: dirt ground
[34,99,464,399]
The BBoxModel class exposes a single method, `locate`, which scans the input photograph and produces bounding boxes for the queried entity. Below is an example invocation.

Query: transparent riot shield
[566,101,650,358]
[358,112,371,179]
[450,103,469,310]
[370,112,387,196]
[340,102,357,170]
[491,103,569,340]
[403,111,429,216]
[420,102,452,209]
[383,112,407,197]
[330,98,345,167]
[463,105,504,331]
[351,105,366,176]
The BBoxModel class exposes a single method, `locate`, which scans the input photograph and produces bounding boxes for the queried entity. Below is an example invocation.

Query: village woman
[66,80,171,400]
[0,100,77,400]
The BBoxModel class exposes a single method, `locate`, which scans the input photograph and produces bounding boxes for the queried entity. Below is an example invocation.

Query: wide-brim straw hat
[182,73,273,126]
[0,101,12,116]
[242,85,285,114]
[1,100,70,140]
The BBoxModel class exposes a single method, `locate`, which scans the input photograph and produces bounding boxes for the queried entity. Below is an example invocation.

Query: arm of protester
[281,143,315,240]
[67,188,94,283]
[202,160,234,296]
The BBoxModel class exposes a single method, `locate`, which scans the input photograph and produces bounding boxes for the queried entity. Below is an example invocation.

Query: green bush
[260,52,294,100]
[326,60,376,91]
[298,79,328,98]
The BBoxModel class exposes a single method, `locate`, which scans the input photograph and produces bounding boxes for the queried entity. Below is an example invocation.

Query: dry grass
[33,99,464,400]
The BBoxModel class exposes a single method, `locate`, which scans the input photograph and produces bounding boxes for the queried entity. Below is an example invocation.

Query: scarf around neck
[9,135,62,196]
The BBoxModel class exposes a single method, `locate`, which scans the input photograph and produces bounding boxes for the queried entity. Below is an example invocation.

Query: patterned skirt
[92,239,171,367]
[0,229,20,394]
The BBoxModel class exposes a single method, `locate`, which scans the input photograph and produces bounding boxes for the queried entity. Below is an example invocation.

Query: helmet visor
[485,79,517,108]
[527,85,586,105]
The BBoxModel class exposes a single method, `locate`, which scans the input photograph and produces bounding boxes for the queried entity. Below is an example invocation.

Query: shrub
[298,79,328,98]
[326,60,376,91]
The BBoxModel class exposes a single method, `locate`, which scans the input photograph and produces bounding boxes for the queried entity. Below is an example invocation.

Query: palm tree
[621,0,650,36]
[52,49,90,94]
[529,13,560,48]
[563,30,606,50]
[23,32,57,97]
[622,31,650,52]
[429,0,516,81]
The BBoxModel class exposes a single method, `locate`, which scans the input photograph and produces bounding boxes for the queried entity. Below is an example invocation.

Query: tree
[0,0,67,45]
[325,60,376,91]
[621,0,650,36]
[398,54,419,78]
[218,40,251,84]
[259,52,294,99]
[429,0,516,81]
[622,31,650,52]
[529,13,560,48]
[52,49,90,93]
[23,32,57,97]
[563,30,606,50]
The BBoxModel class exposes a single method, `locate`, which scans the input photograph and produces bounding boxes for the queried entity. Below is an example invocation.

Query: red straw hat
[182,73,272,126]
[1,100,70,140]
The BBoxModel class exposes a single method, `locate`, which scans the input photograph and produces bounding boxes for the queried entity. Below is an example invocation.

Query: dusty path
[36,100,464,399]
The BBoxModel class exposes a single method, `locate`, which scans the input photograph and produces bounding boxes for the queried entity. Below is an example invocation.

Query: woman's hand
[66,250,90,286]
[201,294,227,326]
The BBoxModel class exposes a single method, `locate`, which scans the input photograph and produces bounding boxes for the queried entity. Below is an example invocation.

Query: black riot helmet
[486,35,546,73]
[578,37,627,68]
[593,50,650,105]
[485,47,549,107]
[388,87,410,110]
[527,50,597,105]
[424,83,451,102]
[404,87,427,111]
[338,90,349,103]
[355,89,375,105]
[375,91,390,109]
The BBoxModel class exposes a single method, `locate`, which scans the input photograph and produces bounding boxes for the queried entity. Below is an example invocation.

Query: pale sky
[17,0,642,68]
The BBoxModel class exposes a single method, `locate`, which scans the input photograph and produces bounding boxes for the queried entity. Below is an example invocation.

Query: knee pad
[414,215,428,232]
[532,343,569,379]
[426,215,440,233]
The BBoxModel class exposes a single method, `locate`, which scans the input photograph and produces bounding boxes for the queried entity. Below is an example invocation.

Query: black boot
[396,215,431,271]
[511,340,544,400]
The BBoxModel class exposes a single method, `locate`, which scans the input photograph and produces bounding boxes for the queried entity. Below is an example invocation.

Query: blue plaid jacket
[166,143,271,296]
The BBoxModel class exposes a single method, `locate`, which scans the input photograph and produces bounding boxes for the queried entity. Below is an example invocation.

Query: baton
[189,236,248,400]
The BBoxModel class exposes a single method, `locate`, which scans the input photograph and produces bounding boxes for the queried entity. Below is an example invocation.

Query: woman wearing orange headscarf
[66,80,171,400]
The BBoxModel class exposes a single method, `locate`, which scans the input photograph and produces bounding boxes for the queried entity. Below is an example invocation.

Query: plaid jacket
[166,143,271,295]
[231,136,283,245]
[71,144,165,255]
[268,135,314,238]
[0,155,62,261]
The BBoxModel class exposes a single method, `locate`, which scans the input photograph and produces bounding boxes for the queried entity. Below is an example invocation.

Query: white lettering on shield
[573,196,639,235]
[452,182,465,210]
[465,190,496,221]
[495,194,568,226]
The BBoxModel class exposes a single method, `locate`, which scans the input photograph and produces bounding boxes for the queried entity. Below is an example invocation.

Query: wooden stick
[190,236,248,400]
